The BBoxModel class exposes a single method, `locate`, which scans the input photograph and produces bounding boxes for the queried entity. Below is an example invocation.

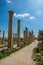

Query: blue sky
[0,0,43,38]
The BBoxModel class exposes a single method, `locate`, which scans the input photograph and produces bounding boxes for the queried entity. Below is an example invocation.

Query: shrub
[36,62,41,65]
[40,51,43,56]
[34,47,40,53]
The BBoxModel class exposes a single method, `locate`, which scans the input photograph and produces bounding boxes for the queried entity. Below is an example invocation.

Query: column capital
[8,11,14,16]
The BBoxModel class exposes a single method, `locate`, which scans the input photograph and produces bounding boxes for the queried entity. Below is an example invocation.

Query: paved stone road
[0,40,38,65]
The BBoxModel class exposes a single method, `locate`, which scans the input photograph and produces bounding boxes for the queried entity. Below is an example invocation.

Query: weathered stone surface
[17,19,20,47]
[8,11,14,49]
[23,27,28,44]
[24,30,26,44]
[28,31,34,42]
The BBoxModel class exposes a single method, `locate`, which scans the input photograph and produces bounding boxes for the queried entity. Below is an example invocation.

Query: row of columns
[24,28,34,44]
[1,10,34,49]
[8,11,20,49]
[8,11,35,49]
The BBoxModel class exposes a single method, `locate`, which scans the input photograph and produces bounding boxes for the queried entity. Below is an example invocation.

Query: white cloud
[14,13,17,16]
[6,0,11,3]
[14,13,35,20]
[30,16,35,20]
[14,13,30,18]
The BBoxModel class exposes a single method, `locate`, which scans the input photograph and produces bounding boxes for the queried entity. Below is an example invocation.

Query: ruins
[38,30,43,51]
[13,33,17,44]
[38,30,42,41]
[24,27,28,44]
[28,31,34,42]
[8,11,14,49]
[17,19,20,47]
[0,10,35,50]
[2,31,5,44]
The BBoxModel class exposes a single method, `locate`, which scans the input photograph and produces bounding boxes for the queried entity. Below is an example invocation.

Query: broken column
[25,27,28,42]
[8,11,14,49]
[28,31,34,42]
[17,19,20,47]
[24,27,28,44]
[24,30,26,44]
[31,31,34,41]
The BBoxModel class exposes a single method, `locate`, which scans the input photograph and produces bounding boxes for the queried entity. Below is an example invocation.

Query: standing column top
[8,11,14,17]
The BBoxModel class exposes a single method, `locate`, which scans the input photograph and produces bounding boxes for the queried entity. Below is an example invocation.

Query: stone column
[13,33,15,39]
[2,31,5,44]
[8,11,14,49]
[17,20,20,47]
[0,30,1,40]
[13,33,17,44]
[25,27,28,42]
[32,31,34,41]
[29,31,34,42]
[24,27,28,44]
[0,30,1,35]
[24,30,26,44]
[13,33,15,44]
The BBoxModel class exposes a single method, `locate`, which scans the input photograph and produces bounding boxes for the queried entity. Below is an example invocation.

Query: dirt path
[0,40,38,65]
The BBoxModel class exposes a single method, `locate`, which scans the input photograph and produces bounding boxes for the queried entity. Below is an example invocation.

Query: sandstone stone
[8,11,14,49]
[17,20,20,47]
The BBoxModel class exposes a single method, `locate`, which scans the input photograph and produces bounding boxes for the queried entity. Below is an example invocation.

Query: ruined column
[0,30,1,35]
[28,31,34,42]
[24,30,26,44]
[0,30,1,40]
[13,33,15,44]
[8,11,14,49]
[25,27,28,42]
[32,31,34,41]
[2,31,5,44]
[24,27,28,44]
[13,33,17,44]
[17,20,20,47]
[13,33,15,39]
